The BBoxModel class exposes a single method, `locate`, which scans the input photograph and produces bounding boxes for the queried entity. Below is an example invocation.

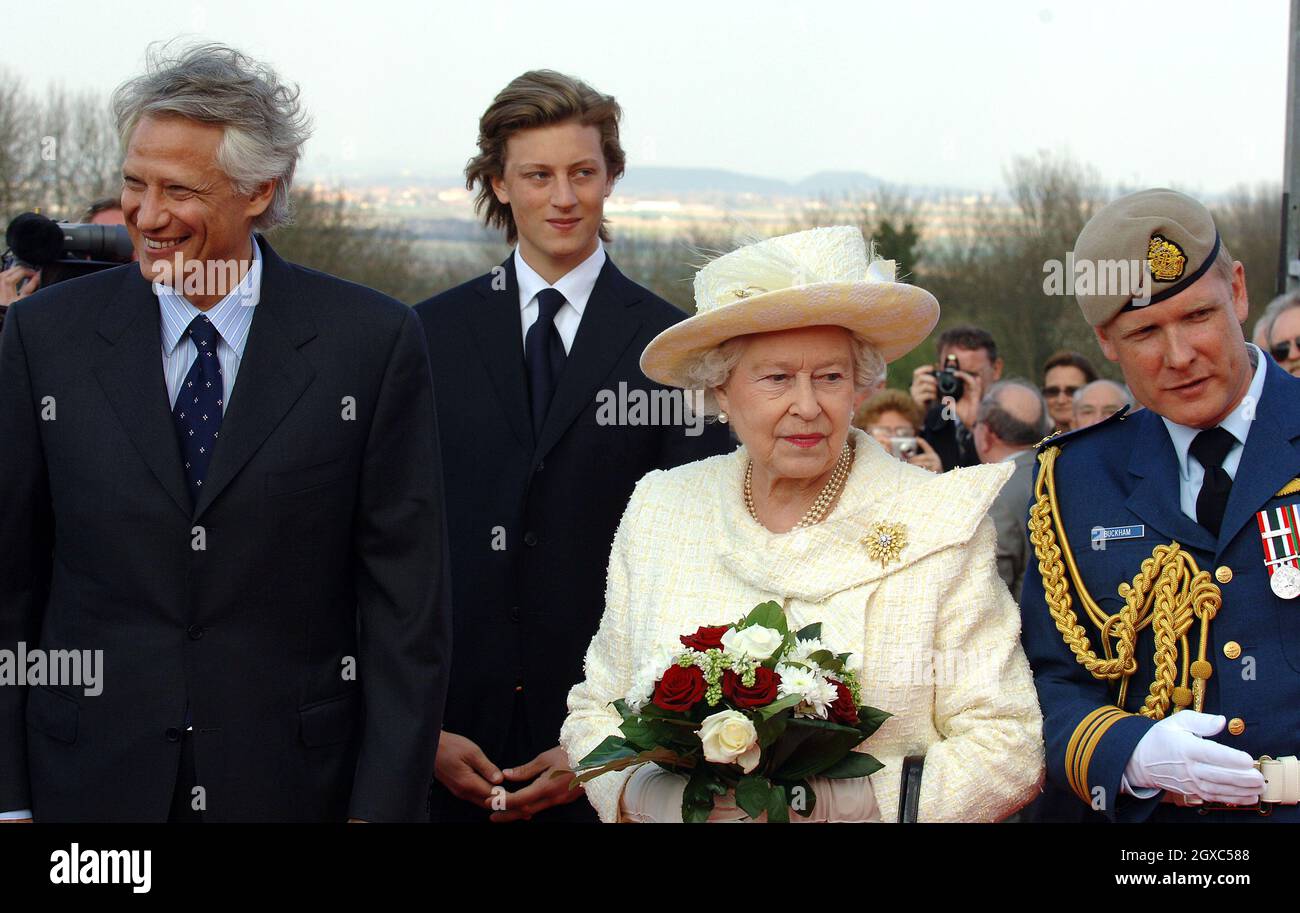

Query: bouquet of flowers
[573,601,889,822]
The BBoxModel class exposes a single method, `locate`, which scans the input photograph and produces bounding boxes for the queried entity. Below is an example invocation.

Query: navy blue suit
[1020,356,1300,822]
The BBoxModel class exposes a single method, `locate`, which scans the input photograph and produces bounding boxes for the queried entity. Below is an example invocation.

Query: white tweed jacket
[560,427,1045,822]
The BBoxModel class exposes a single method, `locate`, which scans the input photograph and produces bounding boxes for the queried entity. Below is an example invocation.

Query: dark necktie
[172,314,225,507]
[1189,426,1236,537]
[525,288,567,437]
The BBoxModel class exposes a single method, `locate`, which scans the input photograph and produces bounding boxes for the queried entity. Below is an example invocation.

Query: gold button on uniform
[1223,641,1242,660]
[1227,717,1246,736]
[1215,566,1233,584]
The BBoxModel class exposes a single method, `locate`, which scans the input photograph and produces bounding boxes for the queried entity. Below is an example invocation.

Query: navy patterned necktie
[172,314,224,507]
[1190,426,1236,537]
[525,288,567,437]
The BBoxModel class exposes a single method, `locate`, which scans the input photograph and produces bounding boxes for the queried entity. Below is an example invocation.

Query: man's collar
[157,236,262,356]
[513,239,605,314]
[1160,343,1266,480]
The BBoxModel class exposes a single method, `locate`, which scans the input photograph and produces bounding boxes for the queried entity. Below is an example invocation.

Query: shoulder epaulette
[1034,404,1133,452]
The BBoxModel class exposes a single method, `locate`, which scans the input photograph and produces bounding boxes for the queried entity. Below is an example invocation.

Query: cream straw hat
[640,226,940,389]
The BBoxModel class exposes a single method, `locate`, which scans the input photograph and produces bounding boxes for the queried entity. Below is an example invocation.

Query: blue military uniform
[1020,355,1300,822]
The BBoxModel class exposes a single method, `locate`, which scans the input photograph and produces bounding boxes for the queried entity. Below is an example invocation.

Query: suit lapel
[92,268,192,518]
[466,256,533,449]
[1218,359,1300,549]
[192,236,317,519]
[532,258,642,465]
[1124,408,1217,554]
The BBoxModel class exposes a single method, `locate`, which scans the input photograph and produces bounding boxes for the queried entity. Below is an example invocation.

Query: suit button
[165,727,181,742]
[515,680,525,693]
[187,624,205,640]
[1223,641,1242,660]
[1215,566,1233,584]
[523,531,538,547]
[510,606,521,622]
[1227,717,1246,736]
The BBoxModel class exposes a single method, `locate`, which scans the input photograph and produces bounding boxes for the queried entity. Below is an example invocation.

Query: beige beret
[1072,188,1221,326]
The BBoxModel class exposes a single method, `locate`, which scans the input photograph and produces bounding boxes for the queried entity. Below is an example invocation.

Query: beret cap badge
[1146,233,1187,283]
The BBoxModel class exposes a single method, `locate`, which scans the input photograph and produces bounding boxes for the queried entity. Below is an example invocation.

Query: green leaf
[806,650,843,674]
[754,693,803,721]
[612,698,633,721]
[618,717,660,751]
[766,785,791,823]
[856,706,892,739]
[794,622,822,642]
[741,601,788,635]
[818,751,885,780]
[734,776,772,819]
[755,714,788,749]
[572,747,690,785]
[682,764,728,824]
[576,736,637,770]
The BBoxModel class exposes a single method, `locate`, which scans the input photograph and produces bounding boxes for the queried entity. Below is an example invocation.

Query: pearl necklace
[745,438,855,530]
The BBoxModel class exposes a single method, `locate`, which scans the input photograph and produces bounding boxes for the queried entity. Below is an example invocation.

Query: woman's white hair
[112,42,312,232]
[682,329,886,420]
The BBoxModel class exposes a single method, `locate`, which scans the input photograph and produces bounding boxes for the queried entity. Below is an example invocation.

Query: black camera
[934,353,965,401]
[3,211,134,289]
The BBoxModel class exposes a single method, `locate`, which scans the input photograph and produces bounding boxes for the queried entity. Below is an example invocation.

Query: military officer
[1020,188,1300,822]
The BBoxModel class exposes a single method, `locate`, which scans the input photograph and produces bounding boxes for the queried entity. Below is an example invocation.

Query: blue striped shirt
[156,238,261,413]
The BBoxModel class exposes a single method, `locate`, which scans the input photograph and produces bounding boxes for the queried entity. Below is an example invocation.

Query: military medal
[1272,564,1300,600]
[1256,504,1300,600]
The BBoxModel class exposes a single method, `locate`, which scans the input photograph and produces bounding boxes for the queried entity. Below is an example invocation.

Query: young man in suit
[414,70,733,822]
[0,44,450,822]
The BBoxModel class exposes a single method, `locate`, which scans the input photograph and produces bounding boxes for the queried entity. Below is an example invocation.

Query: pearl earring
[718,411,728,424]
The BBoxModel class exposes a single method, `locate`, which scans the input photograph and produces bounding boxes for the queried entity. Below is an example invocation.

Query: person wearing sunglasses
[1040,350,1098,434]
[1262,290,1300,378]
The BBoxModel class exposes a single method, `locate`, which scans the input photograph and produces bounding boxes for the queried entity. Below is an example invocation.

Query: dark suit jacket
[414,254,733,820]
[988,448,1036,602]
[920,401,978,471]
[0,236,451,822]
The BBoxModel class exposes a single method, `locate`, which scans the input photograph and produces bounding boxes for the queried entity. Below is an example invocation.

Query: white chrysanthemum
[843,653,863,676]
[801,676,840,719]
[788,637,827,665]
[626,646,680,712]
[775,663,817,700]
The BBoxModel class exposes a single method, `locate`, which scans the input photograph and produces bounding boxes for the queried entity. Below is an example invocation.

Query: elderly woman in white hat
[560,227,1044,822]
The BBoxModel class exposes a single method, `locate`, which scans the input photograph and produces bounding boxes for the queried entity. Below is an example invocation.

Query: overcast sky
[3,0,1290,193]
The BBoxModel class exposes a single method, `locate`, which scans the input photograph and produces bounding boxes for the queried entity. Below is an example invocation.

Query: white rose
[720,625,784,662]
[698,709,761,773]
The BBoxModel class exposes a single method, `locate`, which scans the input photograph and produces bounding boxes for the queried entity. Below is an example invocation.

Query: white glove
[619,764,879,823]
[1124,711,1265,805]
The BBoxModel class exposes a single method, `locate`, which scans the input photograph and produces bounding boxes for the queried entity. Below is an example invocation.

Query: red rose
[652,664,707,712]
[827,679,859,725]
[721,667,781,708]
[680,625,730,652]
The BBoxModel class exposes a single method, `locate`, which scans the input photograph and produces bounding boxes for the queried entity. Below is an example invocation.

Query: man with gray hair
[1261,289,1300,377]
[0,43,450,822]
[1072,379,1133,429]
[972,379,1051,601]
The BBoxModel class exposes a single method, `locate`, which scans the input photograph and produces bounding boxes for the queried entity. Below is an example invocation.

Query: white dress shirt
[514,240,605,354]
[157,236,262,412]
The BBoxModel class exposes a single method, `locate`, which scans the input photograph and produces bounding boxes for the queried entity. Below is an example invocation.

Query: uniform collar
[157,236,262,357]
[513,239,605,316]
[1160,344,1265,482]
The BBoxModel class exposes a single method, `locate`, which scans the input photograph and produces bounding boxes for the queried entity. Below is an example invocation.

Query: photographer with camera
[908,325,1004,470]
[854,388,943,472]
[1,198,131,323]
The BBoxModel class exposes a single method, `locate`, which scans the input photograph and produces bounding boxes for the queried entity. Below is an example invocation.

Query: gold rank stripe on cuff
[1066,706,1130,804]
